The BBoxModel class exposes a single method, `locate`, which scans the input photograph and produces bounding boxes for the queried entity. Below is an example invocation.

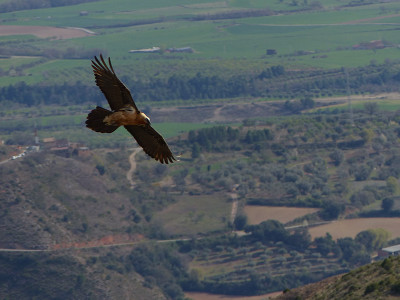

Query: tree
[364,102,379,115]
[234,214,248,230]
[350,190,376,207]
[319,201,344,220]
[314,233,335,256]
[286,229,311,251]
[353,164,372,181]
[386,176,399,194]
[355,229,390,252]
[337,237,370,264]
[329,149,344,166]
[300,96,315,109]
[382,197,395,212]
[191,143,201,159]
[246,220,288,244]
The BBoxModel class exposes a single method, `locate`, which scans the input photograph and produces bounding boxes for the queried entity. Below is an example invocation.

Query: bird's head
[140,112,151,125]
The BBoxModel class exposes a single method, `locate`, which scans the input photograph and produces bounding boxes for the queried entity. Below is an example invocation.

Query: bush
[234,214,248,230]
[364,282,378,295]
[391,281,400,294]
[382,197,394,212]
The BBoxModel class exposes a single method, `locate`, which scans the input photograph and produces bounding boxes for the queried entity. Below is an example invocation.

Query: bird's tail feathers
[86,106,118,133]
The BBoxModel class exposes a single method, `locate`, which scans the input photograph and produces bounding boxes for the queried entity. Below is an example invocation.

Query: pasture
[308,218,400,240]
[1,0,400,87]
[155,194,232,236]
[313,97,400,113]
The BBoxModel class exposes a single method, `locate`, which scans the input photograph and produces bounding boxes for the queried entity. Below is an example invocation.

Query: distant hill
[276,256,400,300]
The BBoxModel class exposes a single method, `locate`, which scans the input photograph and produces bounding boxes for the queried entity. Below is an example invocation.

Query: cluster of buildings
[40,137,90,157]
[128,46,194,53]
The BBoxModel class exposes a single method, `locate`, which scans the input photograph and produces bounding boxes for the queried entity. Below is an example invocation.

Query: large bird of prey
[86,54,175,164]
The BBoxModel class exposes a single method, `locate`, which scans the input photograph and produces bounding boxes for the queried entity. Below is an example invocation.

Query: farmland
[1,0,400,88]
[3,1,400,299]
[244,205,320,225]
[309,218,400,240]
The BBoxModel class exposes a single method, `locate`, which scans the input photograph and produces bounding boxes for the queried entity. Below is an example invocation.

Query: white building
[378,244,400,257]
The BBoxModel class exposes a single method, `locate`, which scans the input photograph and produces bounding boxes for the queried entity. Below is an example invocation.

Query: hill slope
[276,256,400,300]
[0,150,170,299]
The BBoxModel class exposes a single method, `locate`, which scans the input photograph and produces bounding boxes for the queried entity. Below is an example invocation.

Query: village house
[378,244,400,257]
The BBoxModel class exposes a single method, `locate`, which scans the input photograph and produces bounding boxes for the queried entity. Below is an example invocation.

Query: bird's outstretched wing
[124,125,175,164]
[92,54,138,112]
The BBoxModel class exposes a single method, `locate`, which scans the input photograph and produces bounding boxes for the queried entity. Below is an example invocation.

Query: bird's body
[86,55,175,164]
[103,106,149,127]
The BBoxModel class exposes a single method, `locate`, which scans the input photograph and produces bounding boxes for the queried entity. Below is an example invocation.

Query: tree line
[0,66,283,106]
[3,61,400,106]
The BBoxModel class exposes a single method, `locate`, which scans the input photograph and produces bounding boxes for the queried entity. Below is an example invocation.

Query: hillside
[0,149,139,249]
[276,256,400,300]
[4,0,400,299]
[2,104,400,298]
[0,148,177,299]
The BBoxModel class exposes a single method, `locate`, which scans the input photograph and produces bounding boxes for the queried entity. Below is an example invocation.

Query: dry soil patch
[244,205,319,225]
[309,218,400,240]
[186,291,282,300]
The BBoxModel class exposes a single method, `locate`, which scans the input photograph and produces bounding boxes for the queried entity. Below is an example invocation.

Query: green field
[312,99,400,113]
[155,194,232,235]
[1,0,400,87]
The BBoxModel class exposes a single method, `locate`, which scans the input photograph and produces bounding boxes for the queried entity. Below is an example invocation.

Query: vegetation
[276,256,400,300]
[3,0,400,299]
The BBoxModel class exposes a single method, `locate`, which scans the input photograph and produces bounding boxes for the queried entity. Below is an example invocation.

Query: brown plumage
[86,54,175,164]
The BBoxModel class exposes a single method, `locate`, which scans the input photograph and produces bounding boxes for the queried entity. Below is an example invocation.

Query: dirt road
[126,148,141,188]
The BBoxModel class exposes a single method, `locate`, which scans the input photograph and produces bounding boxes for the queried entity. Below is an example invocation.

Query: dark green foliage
[382,197,395,212]
[391,281,400,294]
[381,258,393,271]
[319,202,344,220]
[95,164,105,175]
[337,237,370,265]
[246,220,289,244]
[329,148,344,166]
[350,190,377,207]
[0,253,97,299]
[353,164,372,181]
[234,214,248,230]
[4,61,400,106]
[364,282,378,294]
[188,126,240,152]
[284,97,315,113]
[128,244,187,300]
[315,233,336,256]
[364,102,379,115]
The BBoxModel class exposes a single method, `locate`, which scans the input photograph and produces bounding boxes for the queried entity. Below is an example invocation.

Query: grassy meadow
[155,194,232,236]
[1,0,400,88]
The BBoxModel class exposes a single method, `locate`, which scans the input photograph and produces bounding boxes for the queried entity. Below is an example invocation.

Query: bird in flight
[86,54,176,164]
